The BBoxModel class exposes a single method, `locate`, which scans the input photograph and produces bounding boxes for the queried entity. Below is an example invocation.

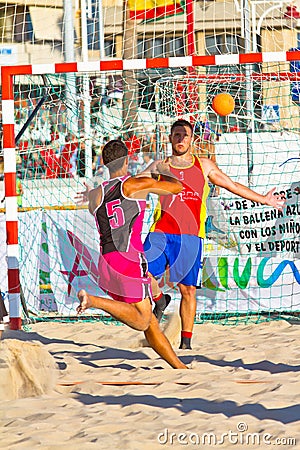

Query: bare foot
[77,289,92,314]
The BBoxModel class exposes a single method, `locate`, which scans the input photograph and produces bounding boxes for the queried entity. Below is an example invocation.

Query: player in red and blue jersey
[144,119,286,349]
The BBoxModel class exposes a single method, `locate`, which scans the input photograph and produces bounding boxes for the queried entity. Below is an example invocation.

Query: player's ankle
[153,293,171,322]
[153,292,163,303]
[179,331,192,349]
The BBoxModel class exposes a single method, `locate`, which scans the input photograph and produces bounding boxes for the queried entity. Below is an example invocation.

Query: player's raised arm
[201,157,286,211]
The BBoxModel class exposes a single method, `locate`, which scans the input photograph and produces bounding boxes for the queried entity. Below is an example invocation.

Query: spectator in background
[16,151,24,178]
[77,135,96,177]
[59,133,78,178]
[148,126,169,157]
[149,130,157,154]
[124,132,142,176]
[40,133,60,178]
[93,150,109,181]
[193,115,221,158]
[193,115,220,197]
[50,125,59,143]
[159,125,169,154]
[27,151,45,179]
[143,152,155,169]
[92,145,100,174]
[77,136,86,177]
[30,123,42,146]
[137,152,155,174]
[106,75,123,105]
[18,141,30,170]
[139,133,151,153]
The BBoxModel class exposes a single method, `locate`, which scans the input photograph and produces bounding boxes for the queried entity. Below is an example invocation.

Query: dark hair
[102,139,128,172]
[170,119,193,135]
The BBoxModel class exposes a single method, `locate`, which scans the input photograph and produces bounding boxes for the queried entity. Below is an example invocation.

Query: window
[206,33,244,56]
[86,0,116,54]
[14,7,34,43]
[137,36,185,58]
[169,37,185,57]
[137,36,186,111]
[146,38,163,58]
[104,39,116,58]
[137,39,149,59]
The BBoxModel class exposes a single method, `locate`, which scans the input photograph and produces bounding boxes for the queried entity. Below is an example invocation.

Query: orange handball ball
[212,93,235,116]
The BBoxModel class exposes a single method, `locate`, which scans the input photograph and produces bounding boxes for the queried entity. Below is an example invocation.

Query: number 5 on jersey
[106,199,125,229]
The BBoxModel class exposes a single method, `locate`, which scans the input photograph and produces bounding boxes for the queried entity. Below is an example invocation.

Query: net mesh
[0,0,300,324]
[0,64,299,325]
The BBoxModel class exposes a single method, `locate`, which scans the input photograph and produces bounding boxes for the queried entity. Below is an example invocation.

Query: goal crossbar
[2,51,300,329]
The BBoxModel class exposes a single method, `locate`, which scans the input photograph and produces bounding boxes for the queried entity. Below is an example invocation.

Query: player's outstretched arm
[201,158,285,211]
[74,181,103,214]
[74,181,92,205]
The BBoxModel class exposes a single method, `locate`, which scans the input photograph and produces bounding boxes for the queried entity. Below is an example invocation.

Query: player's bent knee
[134,314,152,331]
[179,284,196,298]
[134,297,152,331]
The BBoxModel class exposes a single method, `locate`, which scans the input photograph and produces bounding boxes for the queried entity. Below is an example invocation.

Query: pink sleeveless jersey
[94,175,146,255]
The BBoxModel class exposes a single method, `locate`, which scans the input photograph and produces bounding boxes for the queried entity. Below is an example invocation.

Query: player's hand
[138,159,163,179]
[74,181,92,205]
[264,187,286,211]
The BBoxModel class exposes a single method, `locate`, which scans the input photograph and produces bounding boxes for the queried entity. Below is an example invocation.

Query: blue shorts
[143,232,203,287]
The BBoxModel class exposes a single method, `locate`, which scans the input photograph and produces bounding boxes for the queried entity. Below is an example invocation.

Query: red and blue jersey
[150,156,209,237]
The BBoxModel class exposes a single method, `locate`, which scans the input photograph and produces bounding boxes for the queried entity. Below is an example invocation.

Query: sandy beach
[0,318,299,449]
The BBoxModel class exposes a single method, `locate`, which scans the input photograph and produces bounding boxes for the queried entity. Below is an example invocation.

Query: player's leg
[167,235,203,349]
[178,283,197,349]
[81,250,154,330]
[77,290,152,331]
[148,273,171,322]
[144,313,187,369]
[144,232,171,321]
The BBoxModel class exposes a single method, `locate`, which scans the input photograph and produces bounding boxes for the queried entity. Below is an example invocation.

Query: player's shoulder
[197,155,215,165]
[197,156,217,175]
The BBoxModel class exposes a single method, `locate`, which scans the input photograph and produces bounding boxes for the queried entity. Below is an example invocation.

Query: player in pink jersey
[144,119,286,349]
[76,139,187,369]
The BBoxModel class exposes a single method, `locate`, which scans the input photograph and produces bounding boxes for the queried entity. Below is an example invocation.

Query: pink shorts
[98,251,152,304]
